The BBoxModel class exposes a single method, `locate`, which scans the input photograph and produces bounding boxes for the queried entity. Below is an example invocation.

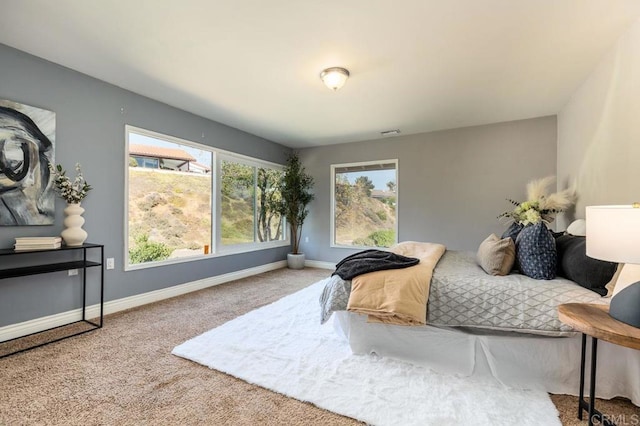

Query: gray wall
[298,116,558,263]
[0,44,291,327]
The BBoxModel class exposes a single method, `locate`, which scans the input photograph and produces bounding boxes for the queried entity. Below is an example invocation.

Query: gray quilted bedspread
[320,250,608,336]
[426,251,608,336]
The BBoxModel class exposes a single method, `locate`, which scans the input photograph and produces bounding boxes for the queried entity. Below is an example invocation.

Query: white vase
[61,202,88,246]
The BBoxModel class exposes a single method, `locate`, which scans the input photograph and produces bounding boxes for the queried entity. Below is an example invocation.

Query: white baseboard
[305,260,336,270]
[0,260,287,343]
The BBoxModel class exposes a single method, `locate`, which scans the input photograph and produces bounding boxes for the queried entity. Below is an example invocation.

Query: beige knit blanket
[347,241,446,325]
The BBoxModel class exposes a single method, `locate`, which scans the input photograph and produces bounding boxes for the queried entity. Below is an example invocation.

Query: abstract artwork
[0,100,55,225]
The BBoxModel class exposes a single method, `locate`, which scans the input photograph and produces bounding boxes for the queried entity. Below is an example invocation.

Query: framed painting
[0,100,55,225]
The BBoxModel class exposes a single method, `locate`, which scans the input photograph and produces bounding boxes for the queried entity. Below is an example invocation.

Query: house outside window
[132,156,160,169]
[129,144,209,172]
[331,159,398,248]
[125,125,288,270]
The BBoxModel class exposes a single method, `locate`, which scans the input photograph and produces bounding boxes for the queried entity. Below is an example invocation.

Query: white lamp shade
[320,67,349,91]
[586,205,640,264]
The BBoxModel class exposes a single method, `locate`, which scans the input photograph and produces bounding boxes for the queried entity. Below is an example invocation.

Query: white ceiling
[2,1,640,148]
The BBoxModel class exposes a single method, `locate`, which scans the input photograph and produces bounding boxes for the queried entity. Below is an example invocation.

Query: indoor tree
[278,153,314,255]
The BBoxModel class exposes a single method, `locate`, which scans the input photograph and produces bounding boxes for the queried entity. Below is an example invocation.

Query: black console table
[0,243,104,358]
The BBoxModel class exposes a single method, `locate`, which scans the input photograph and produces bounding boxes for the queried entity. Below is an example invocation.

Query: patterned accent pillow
[515,223,557,280]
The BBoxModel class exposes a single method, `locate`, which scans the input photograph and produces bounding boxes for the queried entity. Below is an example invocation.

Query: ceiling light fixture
[320,67,350,91]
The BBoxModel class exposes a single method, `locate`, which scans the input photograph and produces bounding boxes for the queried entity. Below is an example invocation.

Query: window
[132,156,159,169]
[331,160,398,248]
[219,157,285,246]
[125,126,287,270]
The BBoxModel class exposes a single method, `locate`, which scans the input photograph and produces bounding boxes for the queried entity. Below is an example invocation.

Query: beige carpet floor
[0,267,638,425]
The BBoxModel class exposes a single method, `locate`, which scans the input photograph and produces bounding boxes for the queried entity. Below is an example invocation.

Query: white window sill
[124,239,290,271]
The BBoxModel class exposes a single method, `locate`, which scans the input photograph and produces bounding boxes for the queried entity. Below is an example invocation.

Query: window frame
[216,152,287,254]
[330,159,399,249]
[124,125,289,271]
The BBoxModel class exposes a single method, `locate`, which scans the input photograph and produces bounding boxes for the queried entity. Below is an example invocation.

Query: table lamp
[586,204,640,328]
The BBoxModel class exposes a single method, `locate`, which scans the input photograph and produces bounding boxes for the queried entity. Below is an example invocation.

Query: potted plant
[278,153,314,269]
[48,162,92,246]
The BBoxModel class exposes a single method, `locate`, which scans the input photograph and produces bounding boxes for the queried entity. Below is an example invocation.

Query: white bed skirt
[333,311,640,406]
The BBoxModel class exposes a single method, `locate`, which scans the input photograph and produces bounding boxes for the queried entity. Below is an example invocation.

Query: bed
[321,247,640,406]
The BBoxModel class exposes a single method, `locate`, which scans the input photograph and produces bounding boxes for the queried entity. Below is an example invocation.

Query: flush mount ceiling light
[320,67,350,91]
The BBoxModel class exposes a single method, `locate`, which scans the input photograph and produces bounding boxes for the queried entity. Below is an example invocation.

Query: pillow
[515,223,557,280]
[566,219,586,236]
[389,241,445,260]
[555,234,617,295]
[501,222,523,243]
[476,234,516,276]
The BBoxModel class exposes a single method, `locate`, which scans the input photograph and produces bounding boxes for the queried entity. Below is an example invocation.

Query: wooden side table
[558,303,640,426]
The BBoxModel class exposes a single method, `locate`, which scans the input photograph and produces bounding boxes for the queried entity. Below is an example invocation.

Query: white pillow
[567,219,586,236]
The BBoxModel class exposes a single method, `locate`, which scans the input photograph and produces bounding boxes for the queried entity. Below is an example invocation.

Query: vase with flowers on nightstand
[49,162,92,246]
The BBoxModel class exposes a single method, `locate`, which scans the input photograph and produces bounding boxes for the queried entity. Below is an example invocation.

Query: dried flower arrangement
[498,176,576,226]
[48,162,92,204]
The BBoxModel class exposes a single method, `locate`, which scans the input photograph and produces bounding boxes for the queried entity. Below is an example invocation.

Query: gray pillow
[556,234,617,296]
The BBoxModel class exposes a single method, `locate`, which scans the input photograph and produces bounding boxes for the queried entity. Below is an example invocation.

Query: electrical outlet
[68,269,78,276]
[305,236,309,243]
[106,258,115,270]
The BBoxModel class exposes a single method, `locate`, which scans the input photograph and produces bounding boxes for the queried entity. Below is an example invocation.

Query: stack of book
[14,236,62,251]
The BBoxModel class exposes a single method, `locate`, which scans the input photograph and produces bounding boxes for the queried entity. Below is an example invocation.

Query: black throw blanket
[332,249,420,280]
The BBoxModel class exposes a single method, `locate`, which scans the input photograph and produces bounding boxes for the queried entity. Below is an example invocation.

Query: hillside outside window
[331,160,398,248]
[125,125,288,271]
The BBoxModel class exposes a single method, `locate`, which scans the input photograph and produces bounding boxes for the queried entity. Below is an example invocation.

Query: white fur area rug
[172,279,560,426]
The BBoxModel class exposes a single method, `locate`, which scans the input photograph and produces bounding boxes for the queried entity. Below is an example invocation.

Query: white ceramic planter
[287,253,305,269]
[61,202,88,246]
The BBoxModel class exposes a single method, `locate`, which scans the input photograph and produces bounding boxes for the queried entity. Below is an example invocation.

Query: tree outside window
[332,160,398,248]
[220,158,284,246]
